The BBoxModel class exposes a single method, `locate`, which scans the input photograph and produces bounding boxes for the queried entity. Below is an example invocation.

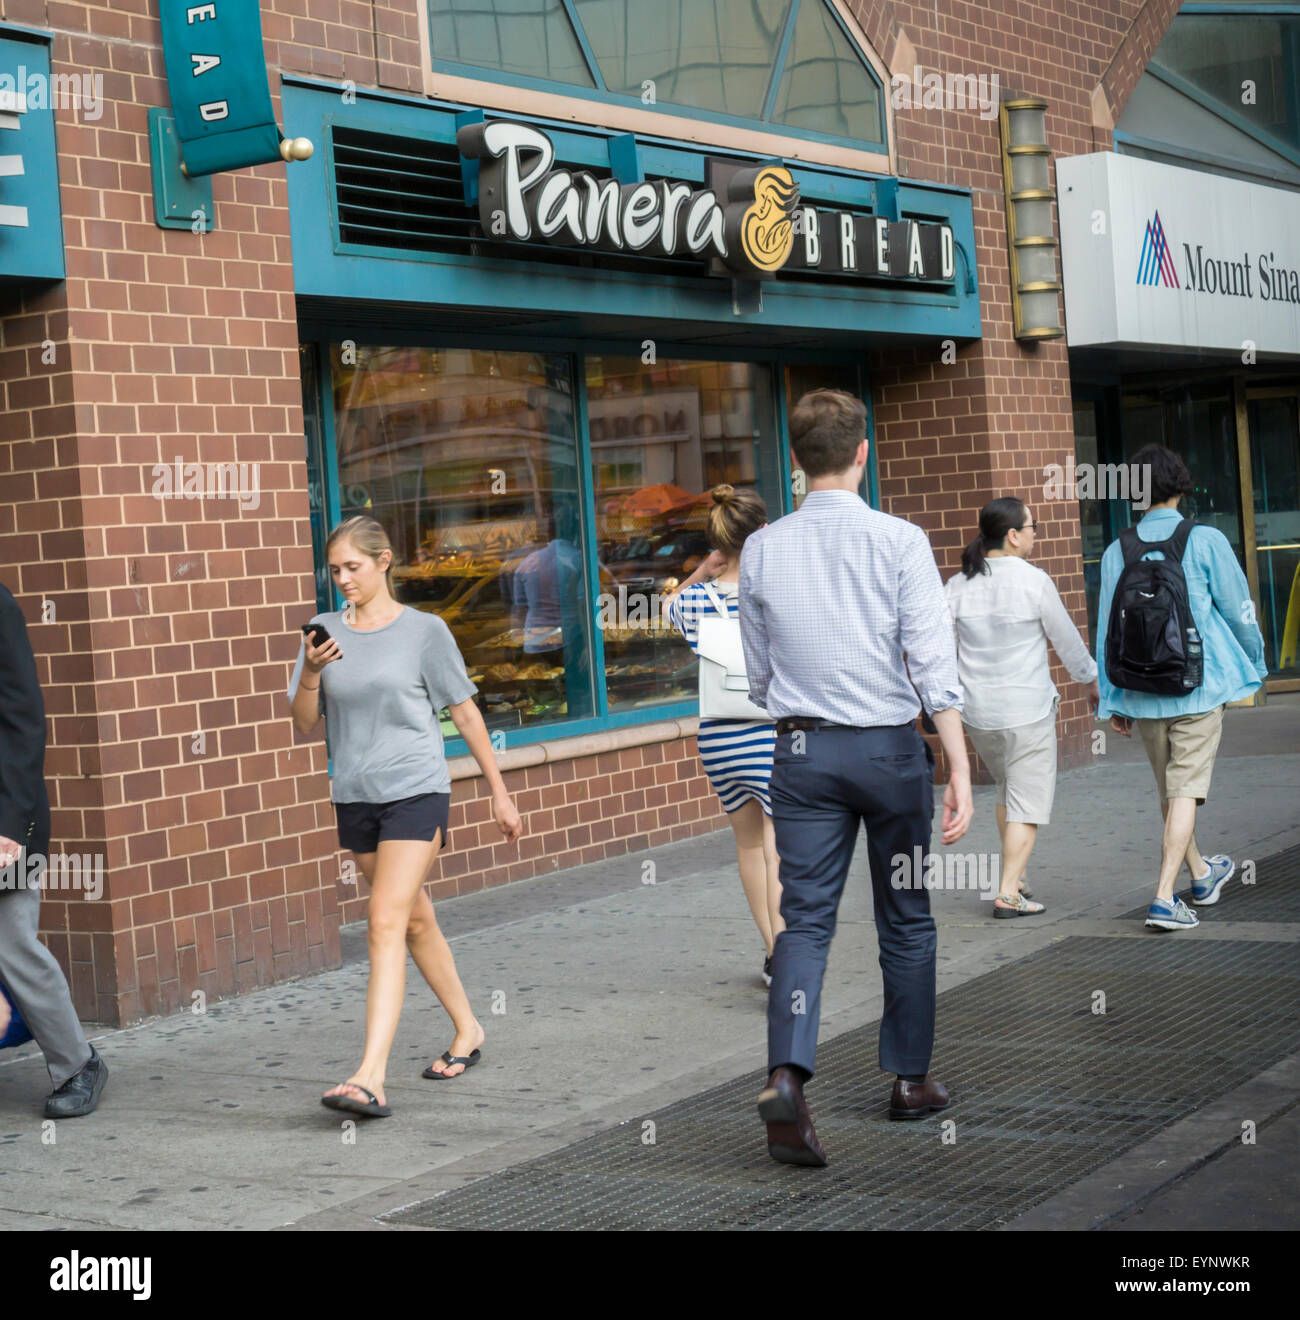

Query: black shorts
[334,792,451,855]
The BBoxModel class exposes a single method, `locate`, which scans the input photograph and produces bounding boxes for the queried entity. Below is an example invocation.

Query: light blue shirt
[1097,508,1266,719]
[738,489,962,725]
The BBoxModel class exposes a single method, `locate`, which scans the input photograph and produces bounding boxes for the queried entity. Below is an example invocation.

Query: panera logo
[456,119,954,285]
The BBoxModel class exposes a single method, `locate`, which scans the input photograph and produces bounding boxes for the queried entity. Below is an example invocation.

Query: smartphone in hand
[301,623,340,655]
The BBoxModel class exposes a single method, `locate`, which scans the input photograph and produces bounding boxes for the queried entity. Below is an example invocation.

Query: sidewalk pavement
[1,697,1297,1231]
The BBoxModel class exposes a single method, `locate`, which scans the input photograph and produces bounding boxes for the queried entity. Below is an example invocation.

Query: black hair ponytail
[961,497,1028,578]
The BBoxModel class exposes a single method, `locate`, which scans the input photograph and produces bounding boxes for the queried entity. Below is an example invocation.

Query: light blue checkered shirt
[738,489,962,725]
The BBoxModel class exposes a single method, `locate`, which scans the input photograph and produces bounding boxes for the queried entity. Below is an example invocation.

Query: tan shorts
[967,707,1058,826]
[1136,705,1225,805]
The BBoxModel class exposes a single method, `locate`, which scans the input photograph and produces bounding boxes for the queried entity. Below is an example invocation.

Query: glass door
[1247,389,1300,685]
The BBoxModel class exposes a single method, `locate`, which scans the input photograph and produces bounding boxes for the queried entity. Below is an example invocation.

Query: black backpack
[1105,518,1204,695]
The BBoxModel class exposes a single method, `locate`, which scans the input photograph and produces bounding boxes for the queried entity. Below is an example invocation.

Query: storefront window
[299,344,333,615]
[770,0,884,143]
[586,355,774,711]
[428,0,596,87]
[1248,393,1300,679]
[784,363,865,510]
[330,345,597,735]
[575,0,791,118]
[1073,396,1106,640]
[427,0,886,146]
[1151,13,1300,153]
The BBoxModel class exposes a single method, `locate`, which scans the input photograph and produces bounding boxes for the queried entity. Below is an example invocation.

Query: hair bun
[711,484,735,505]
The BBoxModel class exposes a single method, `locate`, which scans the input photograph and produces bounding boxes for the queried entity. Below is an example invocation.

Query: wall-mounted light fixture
[999,96,1064,340]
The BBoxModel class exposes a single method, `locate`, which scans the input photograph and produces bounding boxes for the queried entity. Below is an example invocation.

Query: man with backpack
[1098,444,1267,931]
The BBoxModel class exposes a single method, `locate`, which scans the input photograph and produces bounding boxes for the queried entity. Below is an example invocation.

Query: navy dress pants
[766,723,937,1080]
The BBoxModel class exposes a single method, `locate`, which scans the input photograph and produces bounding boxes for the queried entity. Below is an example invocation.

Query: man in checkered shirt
[739,389,974,1167]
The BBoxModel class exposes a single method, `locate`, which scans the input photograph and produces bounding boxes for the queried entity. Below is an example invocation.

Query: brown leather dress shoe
[889,1074,950,1120]
[757,1066,828,1166]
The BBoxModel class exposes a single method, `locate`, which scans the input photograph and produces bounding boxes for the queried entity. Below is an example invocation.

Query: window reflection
[771,0,883,142]
[429,0,595,86]
[1153,15,1298,152]
[576,0,791,118]
[587,356,769,710]
[428,0,886,145]
[331,346,597,734]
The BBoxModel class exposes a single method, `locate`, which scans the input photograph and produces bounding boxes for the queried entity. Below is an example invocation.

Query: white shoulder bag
[695,581,768,721]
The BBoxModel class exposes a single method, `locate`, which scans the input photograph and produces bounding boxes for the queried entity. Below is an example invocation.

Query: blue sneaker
[1191,854,1236,906]
[1145,896,1200,931]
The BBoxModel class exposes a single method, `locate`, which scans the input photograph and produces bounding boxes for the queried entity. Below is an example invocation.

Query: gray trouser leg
[0,871,92,1088]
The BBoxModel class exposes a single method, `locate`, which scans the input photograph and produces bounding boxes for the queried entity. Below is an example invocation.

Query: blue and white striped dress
[668,581,777,815]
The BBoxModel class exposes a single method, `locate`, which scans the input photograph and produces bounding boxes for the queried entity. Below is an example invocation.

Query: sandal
[321,1083,391,1117]
[993,891,1045,919]
[422,1048,481,1080]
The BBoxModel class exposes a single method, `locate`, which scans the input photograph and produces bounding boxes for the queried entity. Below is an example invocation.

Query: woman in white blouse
[945,499,1098,917]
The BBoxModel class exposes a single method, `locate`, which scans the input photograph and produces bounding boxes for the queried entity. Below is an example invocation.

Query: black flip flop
[321,1084,391,1117]
[422,1048,481,1079]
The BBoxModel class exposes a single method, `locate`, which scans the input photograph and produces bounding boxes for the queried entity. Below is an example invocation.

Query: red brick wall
[0,0,1173,1023]
[851,0,1180,773]
[339,744,725,925]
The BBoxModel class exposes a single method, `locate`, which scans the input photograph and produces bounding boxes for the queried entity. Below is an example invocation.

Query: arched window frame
[419,0,896,174]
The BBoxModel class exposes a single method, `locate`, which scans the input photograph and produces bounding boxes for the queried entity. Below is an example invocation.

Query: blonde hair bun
[711,484,735,505]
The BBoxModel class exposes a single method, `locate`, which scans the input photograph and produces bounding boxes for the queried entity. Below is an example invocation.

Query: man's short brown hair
[788,389,867,478]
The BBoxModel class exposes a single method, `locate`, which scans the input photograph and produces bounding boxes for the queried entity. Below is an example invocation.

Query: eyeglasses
[1021,520,1038,532]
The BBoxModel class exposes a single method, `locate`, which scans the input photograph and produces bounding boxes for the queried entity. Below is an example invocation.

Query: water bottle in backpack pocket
[1105,518,1204,695]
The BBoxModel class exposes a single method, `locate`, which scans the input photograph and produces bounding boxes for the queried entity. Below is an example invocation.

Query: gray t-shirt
[287,606,477,803]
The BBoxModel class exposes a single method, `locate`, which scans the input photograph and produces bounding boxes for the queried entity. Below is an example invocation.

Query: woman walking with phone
[288,516,523,1117]
[663,485,782,986]
[945,498,1098,917]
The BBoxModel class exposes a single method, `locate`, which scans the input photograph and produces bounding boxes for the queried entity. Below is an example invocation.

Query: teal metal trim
[1112,129,1300,188]
[0,19,53,42]
[284,91,978,342]
[455,107,485,204]
[774,365,793,515]
[1145,60,1300,168]
[761,0,802,123]
[607,132,640,183]
[573,359,608,720]
[148,109,215,231]
[874,176,900,221]
[0,34,65,283]
[317,337,343,610]
[441,700,699,760]
[862,366,881,509]
[299,322,888,368]
[559,0,607,91]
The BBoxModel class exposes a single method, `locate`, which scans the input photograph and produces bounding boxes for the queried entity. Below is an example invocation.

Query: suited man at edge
[0,582,107,1116]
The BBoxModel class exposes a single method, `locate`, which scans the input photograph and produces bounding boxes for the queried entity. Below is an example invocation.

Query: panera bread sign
[456,121,955,285]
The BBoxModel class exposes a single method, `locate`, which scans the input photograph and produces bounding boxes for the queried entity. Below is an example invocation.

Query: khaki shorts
[1136,705,1225,805]
[967,707,1058,826]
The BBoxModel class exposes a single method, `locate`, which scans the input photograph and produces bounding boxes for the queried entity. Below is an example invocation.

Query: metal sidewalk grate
[1120,842,1300,922]
[383,930,1300,1230]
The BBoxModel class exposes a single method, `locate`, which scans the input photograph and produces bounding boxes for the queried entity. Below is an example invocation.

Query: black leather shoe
[44,1046,108,1118]
[757,1066,827,1166]
[889,1074,949,1120]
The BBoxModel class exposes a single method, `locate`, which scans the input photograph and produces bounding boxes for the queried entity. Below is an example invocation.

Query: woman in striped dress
[664,485,783,987]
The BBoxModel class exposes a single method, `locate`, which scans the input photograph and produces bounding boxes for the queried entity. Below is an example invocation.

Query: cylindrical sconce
[999,96,1064,340]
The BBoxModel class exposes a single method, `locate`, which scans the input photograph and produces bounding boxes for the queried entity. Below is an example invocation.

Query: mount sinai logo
[1137,208,1299,304]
